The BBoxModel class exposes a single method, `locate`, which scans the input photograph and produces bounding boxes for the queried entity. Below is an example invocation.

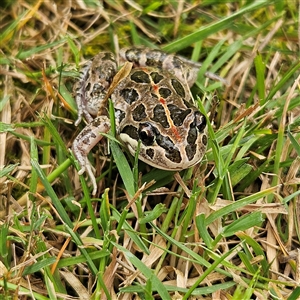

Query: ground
[0,1,299,299]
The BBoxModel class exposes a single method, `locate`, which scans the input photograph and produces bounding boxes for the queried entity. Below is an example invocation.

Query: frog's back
[112,67,207,171]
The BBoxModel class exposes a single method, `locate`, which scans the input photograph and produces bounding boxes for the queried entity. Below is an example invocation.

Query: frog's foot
[78,160,97,195]
[74,112,94,127]
[74,116,82,127]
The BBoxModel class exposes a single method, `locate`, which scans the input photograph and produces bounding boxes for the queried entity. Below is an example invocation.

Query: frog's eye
[139,123,156,146]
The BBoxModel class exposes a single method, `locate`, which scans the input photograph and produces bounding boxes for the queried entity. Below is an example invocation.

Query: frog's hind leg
[119,47,228,87]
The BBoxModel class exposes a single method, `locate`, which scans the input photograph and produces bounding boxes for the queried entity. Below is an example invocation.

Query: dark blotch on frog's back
[119,88,139,105]
[171,78,185,98]
[115,109,126,123]
[121,125,139,141]
[185,111,207,161]
[130,70,151,84]
[150,72,164,84]
[132,104,147,121]
[167,104,191,127]
[193,111,206,133]
[159,87,172,98]
[150,71,164,84]
[152,104,169,128]
[156,133,181,163]
[146,148,155,159]
[185,144,197,161]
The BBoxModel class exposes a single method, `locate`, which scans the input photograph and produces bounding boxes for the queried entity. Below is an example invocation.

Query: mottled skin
[72,48,223,195]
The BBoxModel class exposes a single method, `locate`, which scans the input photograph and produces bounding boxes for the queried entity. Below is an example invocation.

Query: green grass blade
[222,211,264,237]
[111,207,150,254]
[195,214,213,249]
[17,38,68,60]
[162,0,272,53]
[108,100,135,198]
[0,280,50,300]
[266,61,300,102]
[287,128,300,156]
[112,242,171,299]
[30,160,103,278]
[205,186,277,225]
[254,52,266,105]
[183,244,240,299]
[0,11,27,43]
[237,232,269,273]
[287,286,300,300]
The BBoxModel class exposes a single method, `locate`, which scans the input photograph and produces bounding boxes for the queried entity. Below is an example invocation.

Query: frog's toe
[85,164,97,195]
[74,116,82,127]
[78,161,97,195]
[78,166,86,175]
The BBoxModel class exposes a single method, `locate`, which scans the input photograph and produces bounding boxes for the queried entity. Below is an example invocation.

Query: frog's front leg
[75,52,118,126]
[72,116,110,195]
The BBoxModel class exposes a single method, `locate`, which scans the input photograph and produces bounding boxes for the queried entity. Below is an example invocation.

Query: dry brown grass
[0,1,299,299]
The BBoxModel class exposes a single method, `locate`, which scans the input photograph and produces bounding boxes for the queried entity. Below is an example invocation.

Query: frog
[72,48,225,195]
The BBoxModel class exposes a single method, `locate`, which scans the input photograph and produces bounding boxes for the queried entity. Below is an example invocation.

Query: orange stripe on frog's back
[159,97,166,105]
[148,70,182,142]
[159,97,182,142]
[153,84,159,93]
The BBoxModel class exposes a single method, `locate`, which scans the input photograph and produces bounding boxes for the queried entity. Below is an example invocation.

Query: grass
[0,0,300,299]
